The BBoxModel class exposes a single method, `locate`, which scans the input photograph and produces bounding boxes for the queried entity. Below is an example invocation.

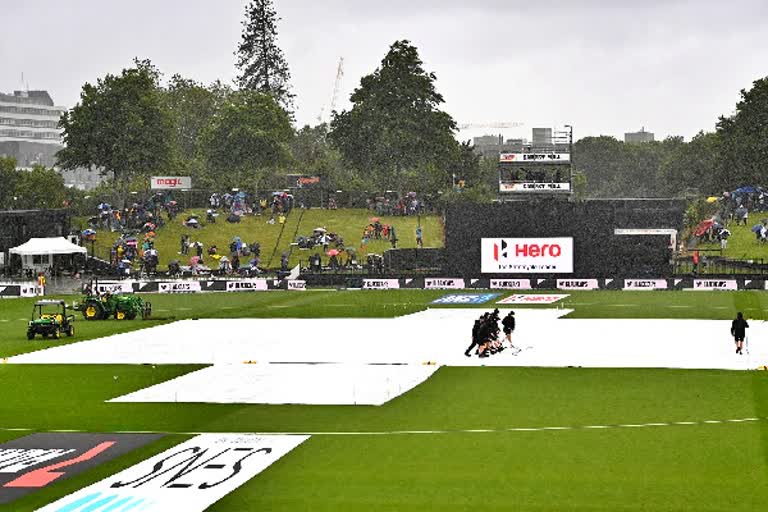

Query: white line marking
[668,305,693,309]
[0,417,763,437]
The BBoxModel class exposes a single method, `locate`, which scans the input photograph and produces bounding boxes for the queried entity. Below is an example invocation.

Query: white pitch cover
[36,434,309,512]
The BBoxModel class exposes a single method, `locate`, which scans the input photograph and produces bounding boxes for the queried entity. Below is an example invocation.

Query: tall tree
[717,77,768,190]
[235,0,294,112]
[57,59,174,194]
[13,165,67,210]
[201,90,293,190]
[330,40,459,192]
[0,156,19,209]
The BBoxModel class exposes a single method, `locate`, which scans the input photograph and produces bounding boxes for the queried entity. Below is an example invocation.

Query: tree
[235,0,294,112]
[717,77,768,190]
[329,40,459,193]
[201,90,293,190]
[13,165,67,210]
[0,156,20,209]
[57,59,174,195]
[165,75,228,162]
[658,131,722,197]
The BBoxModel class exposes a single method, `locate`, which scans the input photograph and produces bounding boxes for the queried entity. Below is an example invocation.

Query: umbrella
[693,219,714,237]
[190,256,201,266]
[752,224,764,233]
[82,229,96,236]
[326,249,340,257]
[369,217,380,222]
[167,200,178,206]
[706,196,718,203]
[313,227,327,233]
[186,218,199,225]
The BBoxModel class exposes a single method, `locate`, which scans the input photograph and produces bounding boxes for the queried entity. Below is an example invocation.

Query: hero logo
[482,238,573,274]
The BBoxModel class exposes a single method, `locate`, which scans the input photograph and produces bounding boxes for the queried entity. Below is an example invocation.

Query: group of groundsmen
[465,309,519,358]
[463,309,751,358]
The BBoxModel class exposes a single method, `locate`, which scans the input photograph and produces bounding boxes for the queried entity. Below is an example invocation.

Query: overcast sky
[2,0,767,142]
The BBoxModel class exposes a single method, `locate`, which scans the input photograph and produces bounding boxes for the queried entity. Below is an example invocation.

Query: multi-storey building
[0,90,65,168]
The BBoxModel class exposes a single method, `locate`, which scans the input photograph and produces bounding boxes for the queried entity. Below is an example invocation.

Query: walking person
[502,310,520,354]
[731,312,749,355]
[416,225,423,248]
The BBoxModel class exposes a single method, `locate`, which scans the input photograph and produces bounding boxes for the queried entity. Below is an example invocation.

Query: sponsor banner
[424,278,465,289]
[497,294,568,305]
[557,279,599,290]
[362,279,400,290]
[158,281,202,294]
[624,279,668,290]
[38,434,309,512]
[499,152,570,163]
[490,279,532,290]
[0,433,162,505]
[287,280,306,291]
[150,176,192,190]
[431,293,499,305]
[95,281,134,294]
[692,279,738,291]
[289,174,322,188]
[499,182,571,192]
[482,238,574,274]
[225,279,268,292]
[0,282,41,298]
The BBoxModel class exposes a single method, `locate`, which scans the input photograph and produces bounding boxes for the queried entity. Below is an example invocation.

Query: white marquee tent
[9,237,87,271]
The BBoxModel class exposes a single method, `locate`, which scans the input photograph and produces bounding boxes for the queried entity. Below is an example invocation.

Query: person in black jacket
[502,310,520,354]
[731,312,749,355]
[464,315,485,357]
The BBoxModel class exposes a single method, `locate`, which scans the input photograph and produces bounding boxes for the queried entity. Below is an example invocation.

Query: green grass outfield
[2,289,768,511]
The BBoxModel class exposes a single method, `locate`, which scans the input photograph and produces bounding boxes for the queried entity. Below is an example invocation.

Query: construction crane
[457,122,525,130]
[317,57,345,124]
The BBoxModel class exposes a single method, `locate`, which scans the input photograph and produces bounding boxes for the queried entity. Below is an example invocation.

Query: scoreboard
[498,152,572,194]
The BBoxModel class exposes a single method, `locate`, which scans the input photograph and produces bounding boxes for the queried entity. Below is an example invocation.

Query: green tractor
[27,300,75,340]
[75,293,152,321]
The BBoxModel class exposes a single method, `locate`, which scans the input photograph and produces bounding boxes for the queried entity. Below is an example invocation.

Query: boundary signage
[37,434,308,512]
[158,281,202,294]
[490,279,532,290]
[424,278,465,289]
[362,279,400,290]
[497,294,568,304]
[692,279,737,291]
[624,279,668,290]
[150,176,192,190]
[0,433,162,505]
[225,279,268,292]
[557,279,599,290]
